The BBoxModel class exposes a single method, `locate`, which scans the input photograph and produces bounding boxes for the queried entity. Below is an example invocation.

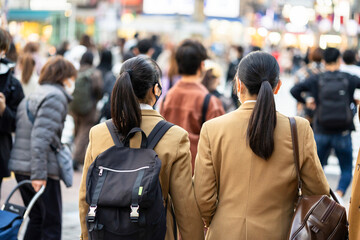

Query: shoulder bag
[26,100,73,188]
[287,117,348,240]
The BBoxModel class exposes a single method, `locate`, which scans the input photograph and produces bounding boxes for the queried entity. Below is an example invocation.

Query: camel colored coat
[79,109,204,240]
[194,102,329,240]
[349,149,360,240]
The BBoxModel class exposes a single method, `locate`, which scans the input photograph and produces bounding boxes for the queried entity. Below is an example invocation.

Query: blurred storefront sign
[143,0,194,15]
[30,0,71,11]
[143,0,240,19]
[204,0,240,18]
[287,0,314,8]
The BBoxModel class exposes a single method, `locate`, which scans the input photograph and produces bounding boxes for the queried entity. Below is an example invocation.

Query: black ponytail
[237,51,280,160]
[111,56,162,137]
[111,71,141,137]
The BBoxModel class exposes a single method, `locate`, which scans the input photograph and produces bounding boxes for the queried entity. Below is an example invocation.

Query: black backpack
[317,72,353,130]
[85,120,173,240]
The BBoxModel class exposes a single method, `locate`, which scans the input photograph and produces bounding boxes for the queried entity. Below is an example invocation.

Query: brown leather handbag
[287,117,348,240]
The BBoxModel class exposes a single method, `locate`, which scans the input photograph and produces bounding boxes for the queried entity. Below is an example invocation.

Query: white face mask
[237,80,242,104]
[64,78,75,95]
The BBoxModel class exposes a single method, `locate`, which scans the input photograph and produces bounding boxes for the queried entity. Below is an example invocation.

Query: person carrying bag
[194,51,330,240]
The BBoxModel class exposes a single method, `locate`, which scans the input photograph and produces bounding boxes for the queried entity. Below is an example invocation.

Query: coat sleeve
[79,128,93,240]
[193,124,218,227]
[290,77,313,104]
[0,77,24,133]
[299,120,330,196]
[30,94,65,180]
[169,130,204,240]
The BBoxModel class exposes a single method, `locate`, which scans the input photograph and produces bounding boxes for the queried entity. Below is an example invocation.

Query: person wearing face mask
[79,56,205,240]
[0,28,24,198]
[9,56,77,240]
[193,52,329,239]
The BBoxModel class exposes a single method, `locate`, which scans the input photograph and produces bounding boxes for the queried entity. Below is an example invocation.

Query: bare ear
[154,83,161,96]
[274,80,282,95]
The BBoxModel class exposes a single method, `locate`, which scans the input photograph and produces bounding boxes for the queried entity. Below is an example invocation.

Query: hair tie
[261,77,267,82]
[126,69,133,79]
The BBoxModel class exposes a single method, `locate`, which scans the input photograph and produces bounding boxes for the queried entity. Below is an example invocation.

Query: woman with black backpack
[78,56,204,240]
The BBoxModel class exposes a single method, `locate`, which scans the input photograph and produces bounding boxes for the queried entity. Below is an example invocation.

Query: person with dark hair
[194,51,329,239]
[150,34,163,61]
[294,47,324,126]
[291,47,360,197]
[56,40,70,56]
[340,49,360,78]
[97,49,112,79]
[160,39,225,174]
[137,38,154,57]
[70,51,103,169]
[203,60,235,112]
[6,42,18,63]
[78,56,205,240]
[97,49,115,121]
[23,41,45,75]
[226,45,244,108]
[80,34,92,49]
[16,53,38,97]
[9,56,77,239]
[0,28,24,197]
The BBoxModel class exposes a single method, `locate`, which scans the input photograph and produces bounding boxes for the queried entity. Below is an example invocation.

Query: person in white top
[17,53,39,97]
[340,49,360,78]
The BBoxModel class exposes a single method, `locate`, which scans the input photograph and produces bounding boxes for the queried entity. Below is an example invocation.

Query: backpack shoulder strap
[147,120,174,150]
[202,93,212,125]
[105,119,124,147]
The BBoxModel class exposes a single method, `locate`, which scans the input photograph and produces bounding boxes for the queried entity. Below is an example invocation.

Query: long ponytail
[237,51,279,160]
[110,56,162,137]
[111,71,141,137]
[19,53,35,84]
[247,80,277,159]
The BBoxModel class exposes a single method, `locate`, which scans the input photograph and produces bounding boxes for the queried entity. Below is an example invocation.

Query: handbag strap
[289,117,340,204]
[289,117,303,196]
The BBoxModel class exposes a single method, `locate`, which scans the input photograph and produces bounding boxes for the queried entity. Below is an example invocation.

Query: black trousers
[15,174,62,240]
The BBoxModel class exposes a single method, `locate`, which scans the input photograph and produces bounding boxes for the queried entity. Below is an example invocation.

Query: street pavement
[1,74,358,239]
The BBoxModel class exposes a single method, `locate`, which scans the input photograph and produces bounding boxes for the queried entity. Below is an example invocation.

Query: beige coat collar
[141,109,166,120]
[238,101,256,110]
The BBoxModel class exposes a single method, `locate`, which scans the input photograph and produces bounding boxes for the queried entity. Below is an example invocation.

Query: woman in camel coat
[194,51,329,239]
[349,110,360,240]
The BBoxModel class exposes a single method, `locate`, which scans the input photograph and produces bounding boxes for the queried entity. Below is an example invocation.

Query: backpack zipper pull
[99,167,103,176]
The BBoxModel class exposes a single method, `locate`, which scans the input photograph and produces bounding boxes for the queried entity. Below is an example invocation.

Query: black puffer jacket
[0,59,24,178]
[9,83,72,180]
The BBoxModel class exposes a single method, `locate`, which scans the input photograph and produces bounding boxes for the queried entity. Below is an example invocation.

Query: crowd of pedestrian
[1,25,360,240]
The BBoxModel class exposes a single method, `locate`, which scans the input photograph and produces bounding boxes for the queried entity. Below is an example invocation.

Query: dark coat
[0,59,24,178]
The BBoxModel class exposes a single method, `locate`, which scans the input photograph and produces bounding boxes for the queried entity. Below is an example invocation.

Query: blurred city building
[0,0,359,54]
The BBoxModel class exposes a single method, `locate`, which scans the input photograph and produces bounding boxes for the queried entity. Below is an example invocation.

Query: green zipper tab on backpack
[138,186,143,196]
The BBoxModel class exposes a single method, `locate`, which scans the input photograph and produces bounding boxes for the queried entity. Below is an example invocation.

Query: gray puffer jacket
[9,84,72,180]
